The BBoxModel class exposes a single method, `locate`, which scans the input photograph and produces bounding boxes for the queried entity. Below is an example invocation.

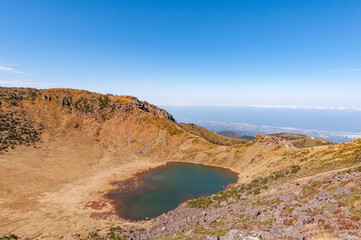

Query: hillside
[180,123,249,146]
[269,133,333,148]
[0,87,360,240]
[130,164,361,240]
[217,130,243,139]
[218,130,256,141]
[239,135,256,141]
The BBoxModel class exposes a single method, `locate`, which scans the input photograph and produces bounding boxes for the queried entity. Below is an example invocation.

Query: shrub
[0,235,19,240]
[187,197,213,209]
[98,95,110,108]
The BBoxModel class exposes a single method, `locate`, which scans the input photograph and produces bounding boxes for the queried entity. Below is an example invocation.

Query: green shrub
[187,164,301,209]
[98,95,110,108]
[187,197,213,209]
[0,235,19,240]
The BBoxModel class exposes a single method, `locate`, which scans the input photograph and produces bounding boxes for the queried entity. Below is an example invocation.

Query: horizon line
[159,104,361,112]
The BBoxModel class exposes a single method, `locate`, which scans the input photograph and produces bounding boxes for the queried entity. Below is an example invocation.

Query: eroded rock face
[0,87,177,152]
[41,89,176,122]
[131,97,176,122]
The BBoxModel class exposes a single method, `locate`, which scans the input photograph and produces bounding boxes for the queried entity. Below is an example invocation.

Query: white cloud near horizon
[247,105,361,111]
[0,79,59,88]
[161,104,361,112]
[0,65,25,74]
[328,68,361,72]
[184,119,361,141]
[342,68,361,72]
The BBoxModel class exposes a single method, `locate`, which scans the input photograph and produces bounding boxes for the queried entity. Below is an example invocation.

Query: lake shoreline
[105,162,239,221]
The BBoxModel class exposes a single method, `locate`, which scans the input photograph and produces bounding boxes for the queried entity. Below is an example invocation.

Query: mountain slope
[129,165,361,239]
[269,133,333,148]
[217,130,243,139]
[180,123,249,146]
[0,87,360,239]
[218,130,256,141]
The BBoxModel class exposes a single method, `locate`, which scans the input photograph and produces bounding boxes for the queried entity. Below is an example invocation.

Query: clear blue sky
[0,0,360,107]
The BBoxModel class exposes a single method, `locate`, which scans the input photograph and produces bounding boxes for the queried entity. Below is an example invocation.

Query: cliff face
[0,87,175,152]
[40,89,176,122]
[0,87,175,121]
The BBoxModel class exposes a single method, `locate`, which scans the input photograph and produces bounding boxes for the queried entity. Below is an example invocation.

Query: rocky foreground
[66,166,361,240]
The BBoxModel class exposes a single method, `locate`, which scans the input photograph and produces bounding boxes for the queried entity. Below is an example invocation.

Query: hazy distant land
[163,106,361,143]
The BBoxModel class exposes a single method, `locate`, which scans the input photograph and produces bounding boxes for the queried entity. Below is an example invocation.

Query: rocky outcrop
[130,97,175,122]
[269,133,333,148]
[266,135,294,149]
[39,89,176,122]
[255,132,294,149]
[255,133,265,140]
[254,132,333,149]
[0,87,176,152]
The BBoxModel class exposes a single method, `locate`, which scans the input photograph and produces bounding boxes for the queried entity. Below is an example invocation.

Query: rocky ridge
[0,87,175,152]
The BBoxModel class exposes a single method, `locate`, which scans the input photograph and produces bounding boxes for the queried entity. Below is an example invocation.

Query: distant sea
[161,106,361,143]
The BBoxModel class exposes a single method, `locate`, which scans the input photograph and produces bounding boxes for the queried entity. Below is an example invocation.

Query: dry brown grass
[310,234,343,240]
[269,133,333,148]
[0,87,360,239]
[179,123,249,146]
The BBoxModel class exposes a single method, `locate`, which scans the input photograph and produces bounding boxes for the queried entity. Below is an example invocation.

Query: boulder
[255,133,265,140]
[220,230,262,240]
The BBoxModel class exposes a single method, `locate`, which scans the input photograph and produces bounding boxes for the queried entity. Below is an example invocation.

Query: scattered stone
[255,133,265,140]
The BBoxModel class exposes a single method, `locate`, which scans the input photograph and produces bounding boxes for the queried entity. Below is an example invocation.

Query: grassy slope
[239,135,256,141]
[180,123,249,146]
[0,87,360,239]
[218,130,256,141]
[217,130,242,138]
[269,133,333,148]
